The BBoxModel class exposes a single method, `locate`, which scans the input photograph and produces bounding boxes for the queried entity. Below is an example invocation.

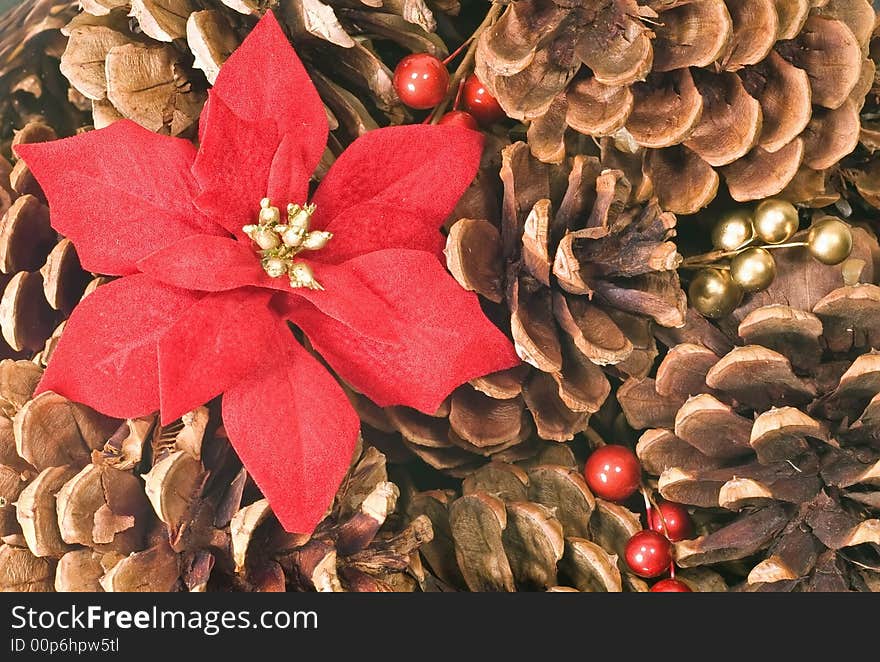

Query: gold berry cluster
[243,198,332,290]
[684,199,854,319]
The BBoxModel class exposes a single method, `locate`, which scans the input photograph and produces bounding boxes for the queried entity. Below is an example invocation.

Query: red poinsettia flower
[15,11,519,533]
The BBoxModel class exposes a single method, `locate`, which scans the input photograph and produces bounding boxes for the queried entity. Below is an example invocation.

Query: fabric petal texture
[191,97,281,238]
[195,10,327,229]
[15,121,220,276]
[284,249,521,413]
[266,132,314,209]
[36,275,201,418]
[158,288,275,424]
[138,235,281,292]
[19,10,518,535]
[209,10,327,144]
[308,125,483,263]
[222,336,360,534]
[288,263,411,341]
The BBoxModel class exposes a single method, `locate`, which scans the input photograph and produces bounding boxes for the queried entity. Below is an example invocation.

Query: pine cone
[0,0,88,147]
[236,445,433,592]
[1,2,96,362]
[405,445,724,591]
[0,358,428,592]
[59,0,456,145]
[476,0,875,212]
[349,387,546,477]
[0,359,128,592]
[381,141,683,473]
[1,389,241,592]
[620,231,880,591]
[0,120,93,362]
[840,27,880,215]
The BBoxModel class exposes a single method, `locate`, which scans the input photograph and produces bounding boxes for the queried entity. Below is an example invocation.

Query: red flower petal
[222,334,360,534]
[194,10,327,233]
[308,125,483,264]
[266,132,314,207]
[138,235,281,292]
[192,97,281,238]
[289,262,410,342]
[158,288,275,424]
[36,275,201,418]
[209,10,327,155]
[14,121,220,276]
[283,249,520,413]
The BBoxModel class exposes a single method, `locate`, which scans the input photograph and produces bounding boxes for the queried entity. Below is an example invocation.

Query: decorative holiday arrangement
[474,0,875,210]
[620,261,880,590]
[682,199,855,318]
[0,0,879,593]
[14,11,519,535]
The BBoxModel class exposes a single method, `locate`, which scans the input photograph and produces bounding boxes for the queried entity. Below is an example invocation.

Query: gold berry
[254,228,280,250]
[712,209,754,251]
[264,257,287,278]
[807,218,853,265]
[302,231,332,251]
[288,206,311,233]
[258,198,281,225]
[753,199,799,244]
[730,247,776,293]
[754,198,800,244]
[689,269,742,319]
[289,262,323,290]
[282,227,305,248]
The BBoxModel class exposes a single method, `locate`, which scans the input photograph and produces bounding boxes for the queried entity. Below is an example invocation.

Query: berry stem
[641,488,654,522]
[642,487,664,535]
[642,487,676,578]
[641,489,656,536]
[429,3,502,124]
[442,39,471,66]
[452,78,465,111]
[680,241,809,269]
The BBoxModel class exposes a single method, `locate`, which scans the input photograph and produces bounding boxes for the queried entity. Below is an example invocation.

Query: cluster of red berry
[583,446,694,592]
[392,53,505,128]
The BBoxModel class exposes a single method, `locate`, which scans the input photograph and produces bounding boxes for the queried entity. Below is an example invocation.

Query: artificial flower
[16,11,519,533]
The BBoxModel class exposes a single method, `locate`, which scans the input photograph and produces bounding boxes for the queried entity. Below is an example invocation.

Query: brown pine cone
[405,445,725,591]
[620,231,880,591]
[0,359,127,592]
[234,444,433,592]
[0,120,92,361]
[0,358,429,592]
[378,141,684,475]
[1,388,234,592]
[1,1,96,363]
[59,0,457,146]
[476,0,875,212]
[840,26,880,215]
[0,0,88,148]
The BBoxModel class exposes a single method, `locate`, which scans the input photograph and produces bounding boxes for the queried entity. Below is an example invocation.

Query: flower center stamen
[243,198,332,290]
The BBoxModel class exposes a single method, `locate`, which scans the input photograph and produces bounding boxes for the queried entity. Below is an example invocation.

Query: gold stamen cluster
[683,199,854,319]
[243,198,332,290]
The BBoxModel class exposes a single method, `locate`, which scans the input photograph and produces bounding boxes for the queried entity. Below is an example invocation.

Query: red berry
[583,445,641,502]
[461,74,505,126]
[625,530,673,578]
[649,501,694,542]
[393,54,449,109]
[651,578,692,592]
[438,110,479,130]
